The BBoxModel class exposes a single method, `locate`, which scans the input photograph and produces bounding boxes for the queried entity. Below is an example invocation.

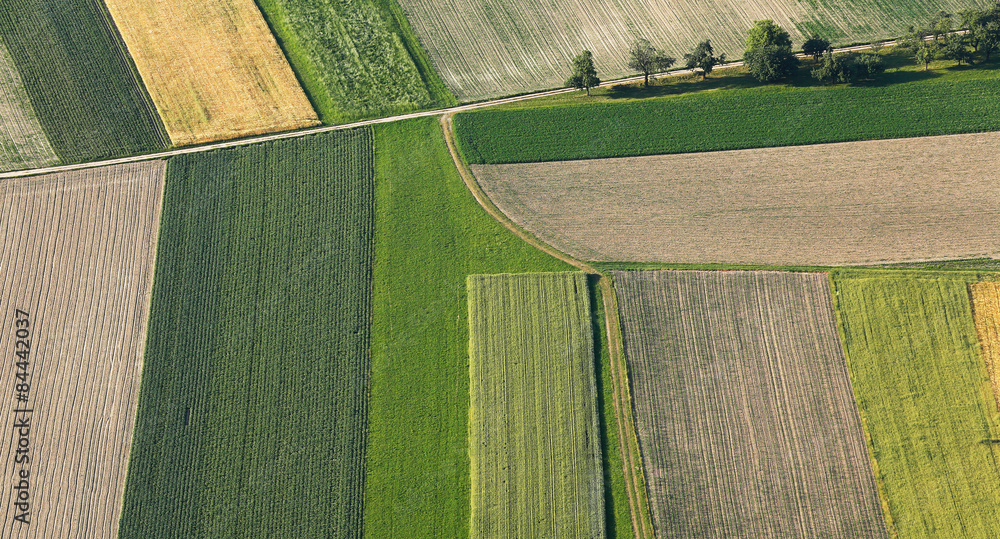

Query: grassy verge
[588,275,637,539]
[255,0,454,124]
[455,48,1000,164]
[831,271,1000,537]
[0,0,166,163]
[119,129,373,538]
[367,116,633,537]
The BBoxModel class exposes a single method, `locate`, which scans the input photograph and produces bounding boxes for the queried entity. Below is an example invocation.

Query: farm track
[443,113,654,539]
[0,162,165,538]
[0,40,895,181]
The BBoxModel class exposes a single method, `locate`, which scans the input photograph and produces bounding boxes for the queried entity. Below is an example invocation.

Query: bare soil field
[0,40,56,172]
[395,0,986,100]
[971,281,1000,407]
[0,162,165,538]
[612,269,886,538]
[472,131,1000,266]
[104,0,319,145]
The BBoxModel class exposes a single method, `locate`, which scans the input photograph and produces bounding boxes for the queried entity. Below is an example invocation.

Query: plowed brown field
[0,162,165,537]
[971,281,1000,407]
[613,269,887,538]
[105,0,318,146]
[472,131,1000,265]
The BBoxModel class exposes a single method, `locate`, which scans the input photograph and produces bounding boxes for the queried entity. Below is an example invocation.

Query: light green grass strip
[468,272,605,538]
[0,37,56,171]
[833,272,1000,537]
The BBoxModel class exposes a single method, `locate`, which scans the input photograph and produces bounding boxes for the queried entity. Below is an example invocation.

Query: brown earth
[104,0,319,146]
[612,269,888,538]
[472,131,1000,266]
[0,162,166,537]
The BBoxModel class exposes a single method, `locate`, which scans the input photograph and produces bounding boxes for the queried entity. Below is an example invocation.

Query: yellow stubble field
[104,0,319,146]
[0,162,165,537]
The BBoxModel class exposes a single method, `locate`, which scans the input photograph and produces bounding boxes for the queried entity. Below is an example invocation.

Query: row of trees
[567,4,1000,93]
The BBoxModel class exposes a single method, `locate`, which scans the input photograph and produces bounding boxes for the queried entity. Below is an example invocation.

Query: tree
[683,40,725,78]
[811,49,852,83]
[627,39,675,86]
[914,41,939,70]
[744,20,799,82]
[930,10,953,40]
[941,34,973,65]
[802,35,831,61]
[961,4,1000,62]
[745,19,793,53]
[566,50,600,95]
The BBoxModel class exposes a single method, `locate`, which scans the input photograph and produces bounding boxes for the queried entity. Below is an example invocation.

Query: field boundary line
[0,35,921,181]
[441,113,654,539]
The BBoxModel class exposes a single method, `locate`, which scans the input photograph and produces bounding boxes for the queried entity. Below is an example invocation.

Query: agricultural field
[104,0,319,145]
[0,0,167,164]
[833,273,1000,537]
[118,129,372,538]
[612,269,886,538]
[0,162,166,538]
[467,272,604,538]
[396,0,988,100]
[471,131,1000,266]
[455,65,1000,164]
[256,0,454,123]
[971,282,1000,404]
[0,40,56,172]
[365,118,635,538]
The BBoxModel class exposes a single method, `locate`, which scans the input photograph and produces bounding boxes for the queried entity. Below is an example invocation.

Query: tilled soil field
[472,132,1000,266]
[0,162,165,538]
[612,269,887,538]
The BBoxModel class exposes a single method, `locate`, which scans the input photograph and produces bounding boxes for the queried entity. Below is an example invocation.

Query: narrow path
[1,38,907,180]
[441,113,655,539]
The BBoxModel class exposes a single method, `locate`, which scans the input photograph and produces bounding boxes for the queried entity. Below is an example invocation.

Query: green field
[118,129,373,538]
[256,0,455,123]
[364,117,632,537]
[455,56,1000,164]
[0,0,167,163]
[467,272,605,538]
[833,272,1000,537]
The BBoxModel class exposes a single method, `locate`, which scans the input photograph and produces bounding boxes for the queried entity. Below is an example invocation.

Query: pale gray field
[612,269,887,538]
[395,0,988,101]
[0,162,165,538]
[472,131,1000,266]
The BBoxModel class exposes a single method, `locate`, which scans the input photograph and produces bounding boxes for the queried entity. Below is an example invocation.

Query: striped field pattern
[396,0,989,100]
[468,272,605,538]
[613,270,887,538]
[971,281,1000,407]
[0,162,166,538]
[0,39,56,172]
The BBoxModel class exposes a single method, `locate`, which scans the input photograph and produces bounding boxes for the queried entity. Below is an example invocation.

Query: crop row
[119,128,374,538]
[455,73,1000,164]
[467,272,605,538]
[833,273,1000,537]
[0,0,167,165]
[613,269,887,538]
[0,162,166,538]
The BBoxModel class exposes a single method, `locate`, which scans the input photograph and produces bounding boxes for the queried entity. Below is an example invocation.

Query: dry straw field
[396,0,986,100]
[612,269,886,538]
[104,0,319,145]
[472,131,1000,266]
[0,162,165,538]
[0,41,56,172]
[971,282,1000,406]
[468,272,604,538]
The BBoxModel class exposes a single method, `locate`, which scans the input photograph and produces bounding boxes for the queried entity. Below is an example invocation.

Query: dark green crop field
[0,0,167,163]
[256,0,454,123]
[118,129,373,538]
[455,64,1000,164]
